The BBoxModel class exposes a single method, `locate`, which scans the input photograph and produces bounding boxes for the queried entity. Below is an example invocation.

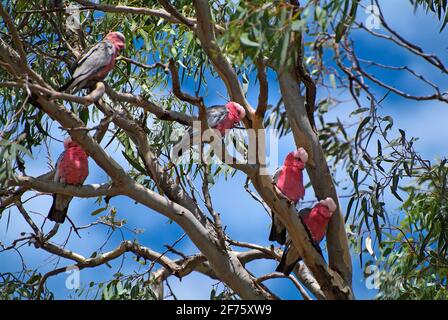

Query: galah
[59,31,126,93]
[47,138,89,223]
[269,148,308,244]
[172,102,246,157]
[276,197,337,275]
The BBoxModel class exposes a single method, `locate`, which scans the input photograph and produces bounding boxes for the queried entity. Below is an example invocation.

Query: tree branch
[73,0,225,33]
[255,57,269,120]
[92,99,273,299]
[104,85,195,126]
[192,0,254,118]
[157,0,194,28]
[1,81,106,105]
[0,4,48,87]
[255,272,312,300]
[9,176,121,198]
[168,58,204,108]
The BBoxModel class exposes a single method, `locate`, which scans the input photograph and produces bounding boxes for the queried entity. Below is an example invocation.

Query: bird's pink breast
[276,166,305,203]
[215,116,237,135]
[59,147,89,185]
[302,206,331,244]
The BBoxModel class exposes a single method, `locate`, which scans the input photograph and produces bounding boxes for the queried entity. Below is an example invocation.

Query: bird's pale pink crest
[293,147,308,164]
[63,137,78,149]
[318,197,337,218]
[226,101,246,122]
[106,31,126,51]
[63,137,86,154]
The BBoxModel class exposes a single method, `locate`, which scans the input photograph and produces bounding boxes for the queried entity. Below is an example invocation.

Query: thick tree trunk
[277,70,353,289]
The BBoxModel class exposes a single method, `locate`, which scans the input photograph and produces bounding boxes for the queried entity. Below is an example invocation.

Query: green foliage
[0,135,32,188]
[221,0,360,69]
[0,271,53,300]
[210,283,237,300]
[411,0,448,30]
[97,276,158,300]
[377,161,448,299]
[1,0,446,300]
[0,0,363,192]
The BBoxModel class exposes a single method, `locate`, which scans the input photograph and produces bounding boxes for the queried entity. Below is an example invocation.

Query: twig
[201,165,227,250]
[244,177,272,218]
[255,57,269,119]
[255,272,312,300]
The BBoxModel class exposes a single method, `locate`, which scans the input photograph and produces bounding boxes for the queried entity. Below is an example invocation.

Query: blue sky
[1,0,448,300]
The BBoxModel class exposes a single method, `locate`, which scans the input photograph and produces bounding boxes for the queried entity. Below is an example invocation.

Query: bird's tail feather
[269,213,286,245]
[269,224,286,245]
[47,194,69,223]
[276,246,301,276]
[58,77,83,94]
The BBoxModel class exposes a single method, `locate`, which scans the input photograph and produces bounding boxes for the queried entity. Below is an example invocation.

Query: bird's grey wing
[173,105,227,158]
[68,41,114,90]
[269,211,287,245]
[74,41,114,75]
[53,150,65,183]
[272,167,281,184]
[206,105,228,128]
[276,239,302,276]
[76,42,102,66]
[298,208,312,217]
[48,150,72,223]
[269,168,287,244]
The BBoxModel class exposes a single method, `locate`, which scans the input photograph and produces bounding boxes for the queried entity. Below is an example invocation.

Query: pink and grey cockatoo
[172,102,246,157]
[276,197,337,275]
[59,31,125,93]
[269,148,308,244]
[47,138,89,223]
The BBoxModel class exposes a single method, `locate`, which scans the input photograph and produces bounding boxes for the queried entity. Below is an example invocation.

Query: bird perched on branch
[172,101,246,158]
[269,148,308,244]
[47,138,89,223]
[276,197,337,275]
[59,31,126,94]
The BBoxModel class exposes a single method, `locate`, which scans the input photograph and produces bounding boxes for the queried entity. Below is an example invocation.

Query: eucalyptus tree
[1,0,447,300]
